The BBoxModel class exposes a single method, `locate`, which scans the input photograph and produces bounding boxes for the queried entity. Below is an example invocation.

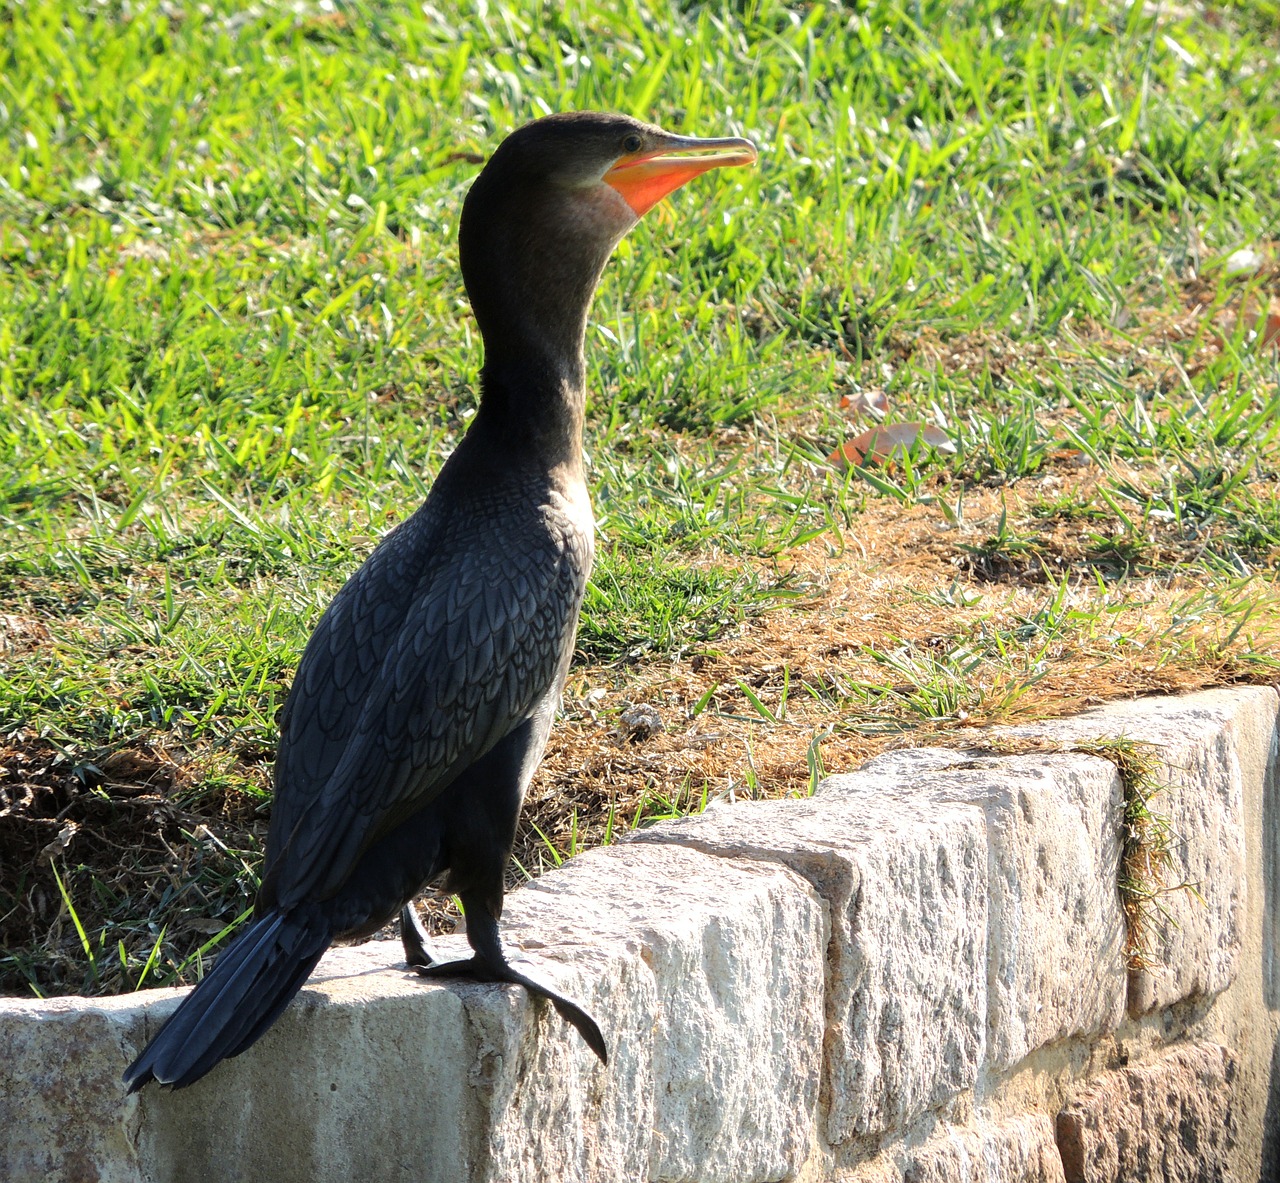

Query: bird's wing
[264,495,590,908]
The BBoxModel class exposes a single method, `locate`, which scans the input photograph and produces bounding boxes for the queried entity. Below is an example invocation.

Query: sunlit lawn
[2,0,1278,995]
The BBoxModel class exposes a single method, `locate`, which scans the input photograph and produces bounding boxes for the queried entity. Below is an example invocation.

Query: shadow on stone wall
[1263,1036,1280,1183]
[1259,717,1280,1183]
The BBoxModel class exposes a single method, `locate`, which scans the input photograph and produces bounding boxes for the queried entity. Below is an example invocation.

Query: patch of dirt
[519,470,1280,869]
[0,614,50,654]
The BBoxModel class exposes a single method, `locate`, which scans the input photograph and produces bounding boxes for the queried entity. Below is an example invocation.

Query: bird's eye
[622,133,643,154]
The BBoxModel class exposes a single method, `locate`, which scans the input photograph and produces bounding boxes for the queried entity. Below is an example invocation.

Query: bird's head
[459,112,756,384]
[473,110,757,224]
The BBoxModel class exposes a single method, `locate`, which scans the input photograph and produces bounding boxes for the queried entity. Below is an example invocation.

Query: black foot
[399,903,443,969]
[411,953,608,1065]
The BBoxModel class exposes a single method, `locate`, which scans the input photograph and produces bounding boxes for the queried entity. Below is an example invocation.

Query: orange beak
[603,132,758,217]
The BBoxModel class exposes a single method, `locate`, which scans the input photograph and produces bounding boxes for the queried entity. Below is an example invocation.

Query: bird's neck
[458,180,629,477]
[473,341,587,476]
[467,244,602,476]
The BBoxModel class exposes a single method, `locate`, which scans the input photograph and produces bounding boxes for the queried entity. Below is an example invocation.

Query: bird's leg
[399,902,444,969]
[410,895,608,1065]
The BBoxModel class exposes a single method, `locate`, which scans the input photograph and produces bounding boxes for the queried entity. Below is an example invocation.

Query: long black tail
[123,908,331,1091]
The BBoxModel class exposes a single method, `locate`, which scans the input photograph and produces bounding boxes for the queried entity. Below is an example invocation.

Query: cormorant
[124,112,756,1091]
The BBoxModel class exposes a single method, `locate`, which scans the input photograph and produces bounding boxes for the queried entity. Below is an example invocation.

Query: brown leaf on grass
[1213,296,1280,353]
[37,822,78,863]
[1265,307,1280,350]
[838,387,890,416]
[827,422,954,470]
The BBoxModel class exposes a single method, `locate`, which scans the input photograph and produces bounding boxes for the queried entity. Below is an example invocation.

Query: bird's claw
[411,952,608,1065]
[409,954,484,979]
[399,903,444,969]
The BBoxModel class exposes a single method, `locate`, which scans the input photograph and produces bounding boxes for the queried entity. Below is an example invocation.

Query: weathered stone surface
[838,1114,1066,1183]
[3,687,1273,1183]
[838,1160,902,1183]
[999,689,1258,1014]
[1238,692,1280,1011]
[630,793,988,1142]
[0,1001,146,1183]
[1055,1041,1237,1182]
[486,843,828,1183]
[136,957,492,1183]
[824,750,1128,1073]
[904,1114,1067,1183]
[2,843,825,1183]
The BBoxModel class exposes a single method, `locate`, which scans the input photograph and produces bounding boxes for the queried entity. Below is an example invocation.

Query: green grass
[1075,735,1192,972]
[3,0,1279,996]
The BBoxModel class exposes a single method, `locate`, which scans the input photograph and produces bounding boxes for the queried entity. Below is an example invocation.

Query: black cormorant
[124,112,756,1091]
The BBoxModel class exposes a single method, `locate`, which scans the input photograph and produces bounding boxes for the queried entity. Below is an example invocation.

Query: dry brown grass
[518,465,1280,876]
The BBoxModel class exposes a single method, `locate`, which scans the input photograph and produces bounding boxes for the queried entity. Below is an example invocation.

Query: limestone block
[840,1160,903,1183]
[823,750,1128,1072]
[630,794,988,1143]
[484,843,828,1183]
[1000,688,1266,1013]
[3,842,825,1183]
[0,1001,146,1183]
[1055,1041,1237,1182]
[134,952,496,1183]
[839,1115,1066,1183]
[902,1114,1067,1183]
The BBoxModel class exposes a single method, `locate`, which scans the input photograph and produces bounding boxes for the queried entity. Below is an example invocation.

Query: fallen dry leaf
[1213,295,1280,353]
[828,421,954,470]
[838,387,890,416]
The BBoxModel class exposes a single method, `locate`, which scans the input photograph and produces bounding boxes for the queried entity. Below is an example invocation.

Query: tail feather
[124,909,330,1092]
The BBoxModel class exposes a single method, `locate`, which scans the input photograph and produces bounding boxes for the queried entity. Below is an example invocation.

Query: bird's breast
[547,476,595,568]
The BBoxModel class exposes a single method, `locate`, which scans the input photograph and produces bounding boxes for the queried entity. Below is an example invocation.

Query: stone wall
[2,687,1277,1183]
